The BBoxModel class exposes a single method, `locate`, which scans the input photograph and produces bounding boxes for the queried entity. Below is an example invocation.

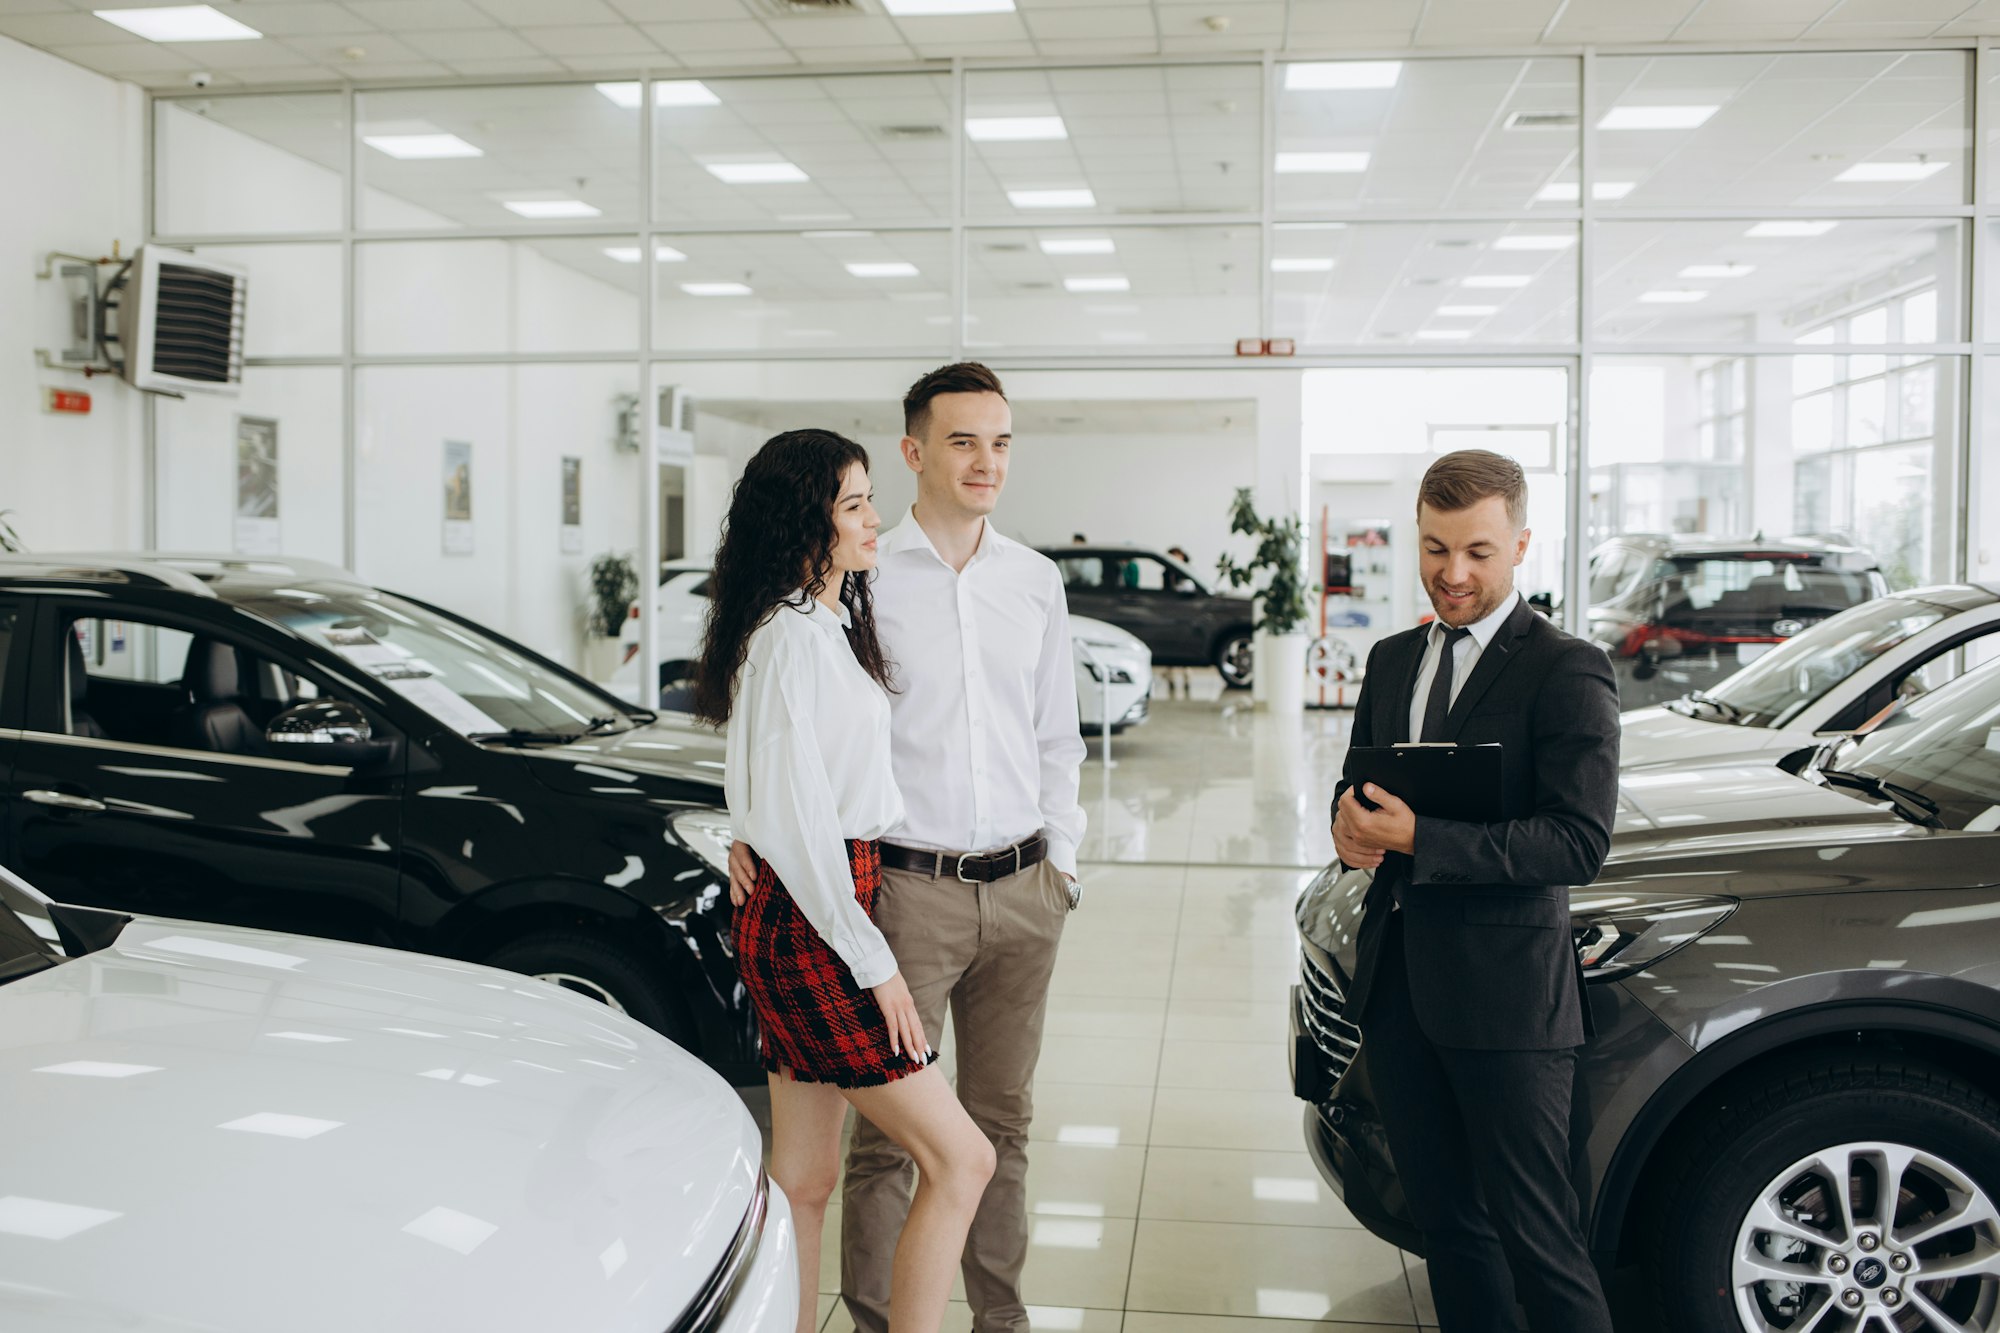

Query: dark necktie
[1419,626,1474,742]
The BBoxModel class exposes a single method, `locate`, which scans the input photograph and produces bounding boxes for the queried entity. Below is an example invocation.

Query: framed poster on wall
[233,416,280,555]
[443,439,473,555]
[561,456,582,554]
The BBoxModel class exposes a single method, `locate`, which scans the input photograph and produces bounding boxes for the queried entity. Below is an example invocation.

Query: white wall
[0,36,145,552]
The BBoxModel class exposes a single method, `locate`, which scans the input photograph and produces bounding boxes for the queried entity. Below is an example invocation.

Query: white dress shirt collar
[879,506,1009,570]
[1432,588,1519,652]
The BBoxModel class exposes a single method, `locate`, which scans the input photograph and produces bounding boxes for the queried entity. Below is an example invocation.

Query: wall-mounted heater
[106,247,249,397]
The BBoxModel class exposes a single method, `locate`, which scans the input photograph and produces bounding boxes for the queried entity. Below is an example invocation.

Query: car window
[1848,661,2000,831]
[1658,558,1876,623]
[1707,598,1951,728]
[1124,558,1172,592]
[0,605,16,718]
[1057,557,1106,590]
[1587,550,1631,604]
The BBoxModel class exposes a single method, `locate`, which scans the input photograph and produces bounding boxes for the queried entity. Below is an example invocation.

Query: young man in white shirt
[730,362,1086,1333]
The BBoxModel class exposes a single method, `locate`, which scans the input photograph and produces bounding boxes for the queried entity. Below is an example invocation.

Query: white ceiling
[697,395,1259,436]
[8,0,2000,93]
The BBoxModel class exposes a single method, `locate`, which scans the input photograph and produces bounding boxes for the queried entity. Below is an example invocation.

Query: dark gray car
[1292,658,2000,1332]
[1040,545,1257,689]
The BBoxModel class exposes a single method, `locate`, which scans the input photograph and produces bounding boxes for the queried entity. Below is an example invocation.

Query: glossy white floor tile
[1126,1220,1416,1325]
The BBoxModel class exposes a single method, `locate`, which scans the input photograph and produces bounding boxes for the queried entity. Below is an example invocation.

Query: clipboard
[1348,743,1504,823]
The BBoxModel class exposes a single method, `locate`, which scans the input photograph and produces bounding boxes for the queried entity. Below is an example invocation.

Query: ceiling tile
[133,67,240,88]
[342,0,498,31]
[215,4,376,37]
[606,0,751,18]
[521,22,657,54]
[762,14,906,46]
[473,0,626,24]
[221,63,349,84]
[0,0,83,15]
[1806,0,1972,18]
[892,13,1030,45]
[441,54,570,73]
[1669,20,1818,39]
[1155,2,1287,36]
[1808,18,1968,32]
[48,40,198,72]
[636,17,776,50]
[1285,1,1423,36]
[322,57,456,77]
[1024,6,1156,38]
[167,36,318,67]
[287,31,428,63]
[1032,35,1159,54]
[1157,32,1275,50]
[398,27,543,58]
[559,51,682,70]
[676,46,797,67]
[0,11,129,44]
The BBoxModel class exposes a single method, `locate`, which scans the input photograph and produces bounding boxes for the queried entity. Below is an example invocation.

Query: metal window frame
[141,39,2000,607]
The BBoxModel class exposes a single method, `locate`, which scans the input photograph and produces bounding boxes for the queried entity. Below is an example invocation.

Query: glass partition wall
[148,47,1999,699]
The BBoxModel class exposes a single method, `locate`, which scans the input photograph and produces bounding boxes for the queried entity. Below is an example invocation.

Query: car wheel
[484,931,695,1048]
[1214,632,1255,690]
[1647,1057,2000,1333]
[658,660,696,709]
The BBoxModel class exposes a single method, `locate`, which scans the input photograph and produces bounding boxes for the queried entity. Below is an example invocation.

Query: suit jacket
[1335,596,1620,1051]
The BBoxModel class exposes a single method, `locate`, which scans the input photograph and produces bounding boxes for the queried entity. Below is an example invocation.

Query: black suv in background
[1583,535,1889,708]
[1294,657,2000,1332]
[1042,545,1257,689]
[0,554,756,1080]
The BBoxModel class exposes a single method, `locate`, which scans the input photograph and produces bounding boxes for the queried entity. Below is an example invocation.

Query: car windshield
[0,870,64,988]
[1702,597,1950,728]
[236,585,638,739]
[1840,660,2000,832]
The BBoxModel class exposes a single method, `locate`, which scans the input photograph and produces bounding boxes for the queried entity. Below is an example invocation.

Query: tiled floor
[744,692,1460,1332]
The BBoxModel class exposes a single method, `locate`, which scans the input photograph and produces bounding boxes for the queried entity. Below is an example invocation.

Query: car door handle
[22,790,108,813]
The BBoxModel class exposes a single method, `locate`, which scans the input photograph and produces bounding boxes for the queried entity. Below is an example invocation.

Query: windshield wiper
[467,726,583,745]
[1817,766,1943,828]
[1687,691,1744,722]
[581,715,628,734]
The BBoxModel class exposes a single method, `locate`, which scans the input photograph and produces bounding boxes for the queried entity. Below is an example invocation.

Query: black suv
[1583,534,1889,709]
[1293,657,2000,1331]
[0,554,756,1079]
[1040,545,1257,689]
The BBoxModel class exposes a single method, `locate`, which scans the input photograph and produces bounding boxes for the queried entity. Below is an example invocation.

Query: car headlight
[1571,892,1735,981]
[670,809,735,879]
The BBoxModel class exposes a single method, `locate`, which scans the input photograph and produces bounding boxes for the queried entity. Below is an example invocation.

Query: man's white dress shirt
[871,509,1088,880]
[725,596,904,989]
[1405,590,1521,743]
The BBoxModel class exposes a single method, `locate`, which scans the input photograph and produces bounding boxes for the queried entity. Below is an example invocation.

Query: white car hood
[0,918,761,1333]
[1619,704,1801,770]
[1071,615,1150,665]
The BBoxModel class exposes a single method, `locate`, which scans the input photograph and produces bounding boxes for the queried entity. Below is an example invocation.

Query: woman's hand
[727,840,759,907]
[871,972,928,1065]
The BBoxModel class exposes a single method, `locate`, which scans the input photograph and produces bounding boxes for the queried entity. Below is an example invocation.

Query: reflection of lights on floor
[1056,1125,1121,1147]
[1251,1176,1320,1203]
[1256,1289,1334,1319]
[1031,1219,1105,1250]
[1025,1308,1086,1330]
[1035,1201,1107,1217]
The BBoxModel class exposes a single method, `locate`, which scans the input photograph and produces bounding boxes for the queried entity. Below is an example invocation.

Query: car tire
[1646,1056,2000,1333]
[484,930,696,1049]
[1214,631,1255,690]
[658,659,696,707]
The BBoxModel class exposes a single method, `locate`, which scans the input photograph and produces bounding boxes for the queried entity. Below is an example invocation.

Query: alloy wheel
[1733,1140,2000,1331]
[1218,635,1254,688]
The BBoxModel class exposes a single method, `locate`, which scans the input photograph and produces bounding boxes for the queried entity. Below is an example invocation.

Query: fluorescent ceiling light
[1039,237,1115,255]
[94,5,260,41]
[363,134,481,160]
[594,80,720,109]
[846,261,920,278]
[1680,263,1754,278]
[602,246,688,263]
[1640,290,1709,303]
[502,199,600,219]
[1271,257,1336,272]
[681,282,752,296]
[1835,161,1950,183]
[1275,152,1370,174]
[882,0,1014,12]
[1535,181,1635,202]
[705,161,808,185]
[1009,188,1096,209]
[1415,329,1472,340]
[1599,105,1719,130]
[1064,276,1130,293]
[1745,220,1837,238]
[1436,305,1498,316]
[1493,234,1575,251]
[1284,61,1401,91]
[967,116,1066,142]
[1461,275,1532,289]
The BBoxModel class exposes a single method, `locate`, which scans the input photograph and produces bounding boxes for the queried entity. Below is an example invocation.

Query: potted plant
[584,552,639,681]
[1215,488,1311,714]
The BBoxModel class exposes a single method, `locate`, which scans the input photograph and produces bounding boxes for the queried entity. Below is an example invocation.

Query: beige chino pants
[840,853,1072,1333]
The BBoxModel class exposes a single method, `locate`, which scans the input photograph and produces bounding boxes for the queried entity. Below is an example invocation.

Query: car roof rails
[0,553,216,596]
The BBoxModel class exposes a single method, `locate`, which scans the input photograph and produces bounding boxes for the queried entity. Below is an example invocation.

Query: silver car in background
[0,867,796,1333]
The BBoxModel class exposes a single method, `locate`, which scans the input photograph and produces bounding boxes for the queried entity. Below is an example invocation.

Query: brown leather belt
[880,834,1049,884]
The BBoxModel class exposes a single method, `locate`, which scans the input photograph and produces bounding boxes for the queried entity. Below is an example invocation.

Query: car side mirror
[1175,582,1198,595]
[267,700,399,769]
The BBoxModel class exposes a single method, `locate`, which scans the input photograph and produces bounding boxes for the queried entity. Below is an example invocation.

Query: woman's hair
[692,428,894,726]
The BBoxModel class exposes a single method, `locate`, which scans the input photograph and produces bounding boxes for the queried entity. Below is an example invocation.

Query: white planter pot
[1258,632,1309,715]
[583,635,625,683]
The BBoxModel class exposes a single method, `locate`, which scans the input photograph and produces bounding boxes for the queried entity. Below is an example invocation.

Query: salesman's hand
[1344,784,1418,858]
[727,840,759,907]
[1333,789,1387,869]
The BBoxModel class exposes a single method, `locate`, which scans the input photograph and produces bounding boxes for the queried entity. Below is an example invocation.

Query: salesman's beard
[1426,576,1512,629]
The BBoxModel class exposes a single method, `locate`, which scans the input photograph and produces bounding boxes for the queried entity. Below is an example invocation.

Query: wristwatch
[1064,877,1082,911]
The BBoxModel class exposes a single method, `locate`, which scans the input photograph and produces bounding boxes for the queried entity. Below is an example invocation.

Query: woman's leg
[844,1066,997,1333]
[768,1070,853,1333]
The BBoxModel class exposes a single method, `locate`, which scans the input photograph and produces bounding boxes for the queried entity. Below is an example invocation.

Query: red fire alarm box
[45,388,91,415]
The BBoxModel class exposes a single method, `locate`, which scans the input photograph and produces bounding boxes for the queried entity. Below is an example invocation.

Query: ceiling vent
[1506,110,1580,130]
[755,0,859,12]
[981,242,1030,253]
[1015,281,1056,291]
[878,123,947,140]
[1430,238,1477,249]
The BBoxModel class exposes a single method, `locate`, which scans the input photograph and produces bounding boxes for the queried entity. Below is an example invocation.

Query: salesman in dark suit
[1331,449,1620,1333]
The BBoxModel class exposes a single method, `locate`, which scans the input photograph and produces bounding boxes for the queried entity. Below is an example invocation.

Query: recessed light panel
[1835,161,1950,183]
[94,5,260,40]
[1640,290,1709,303]
[1598,105,1720,130]
[966,116,1067,142]
[1270,258,1336,272]
[1064,276,1130,293]
[1534,181,1635,202]
[1679,264,1754,278]
[846,262,920,278]
[1009,188,1096,209]
[502,199,601,219]
[1745,221,1837,238]
[1284,61,1401,91]
[1039,237,1115,255]
[1275,152,1370,174]
[705,161,808,184]
[681,282,752,296]
[1436,305,1498,316]
[363,134,481,160]
[595,81,720,109]
[1461,275,1532,289]
[1493,234,1575,251]
[603,246,688,263]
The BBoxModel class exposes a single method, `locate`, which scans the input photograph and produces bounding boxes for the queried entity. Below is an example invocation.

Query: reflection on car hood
[519,715,728,795]
[0,917,760,1333]
[1619,705,1798,770]
[1612,755,1913,860]
[1070,614,1144,651]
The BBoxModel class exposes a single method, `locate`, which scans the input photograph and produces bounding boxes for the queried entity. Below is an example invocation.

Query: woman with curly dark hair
[695,428,994,1333]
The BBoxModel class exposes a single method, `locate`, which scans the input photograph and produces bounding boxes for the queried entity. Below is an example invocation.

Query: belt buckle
[955,853,980,884]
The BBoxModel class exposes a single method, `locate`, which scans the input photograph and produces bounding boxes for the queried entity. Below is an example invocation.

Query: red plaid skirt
[732,839,936,1089]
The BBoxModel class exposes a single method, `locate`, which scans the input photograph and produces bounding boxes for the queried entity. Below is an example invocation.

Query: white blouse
[725,595,905,989]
